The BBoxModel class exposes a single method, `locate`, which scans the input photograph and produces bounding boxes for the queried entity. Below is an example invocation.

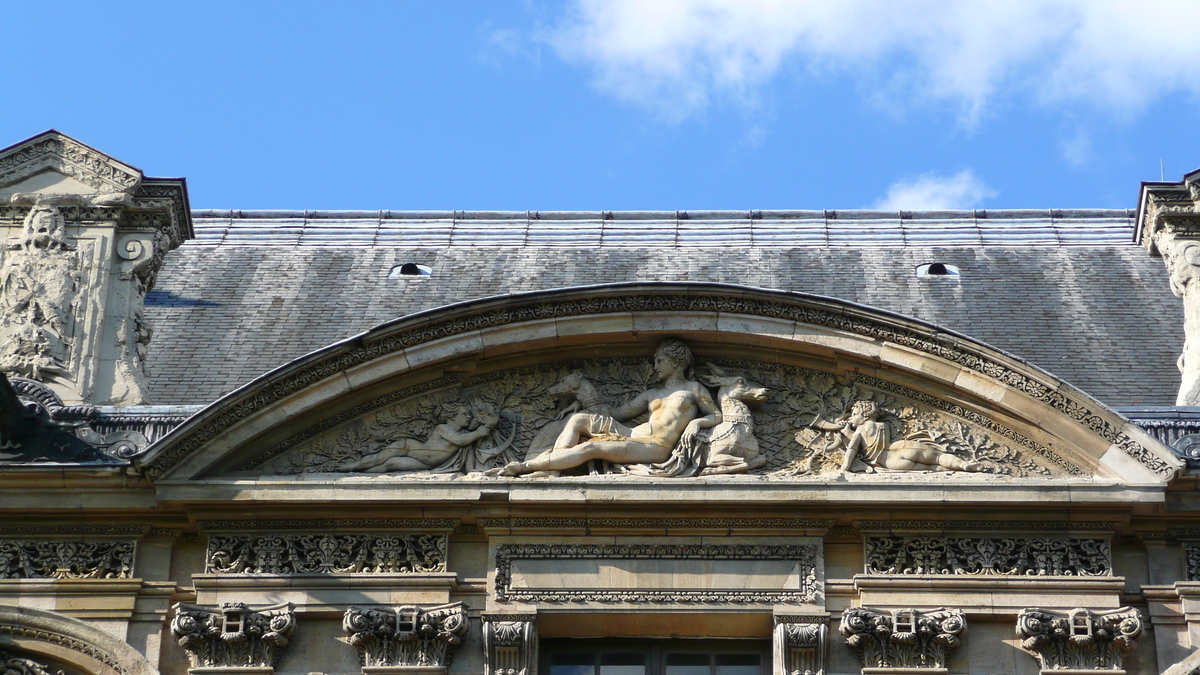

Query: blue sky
[4,1,1200,210]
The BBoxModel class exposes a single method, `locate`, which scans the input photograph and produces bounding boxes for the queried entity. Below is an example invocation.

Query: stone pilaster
[1138,175,1200,404]
[343,603,467,675]
[774,617,827,675]
[839,607,965,674]
[170,602,296,675]
[1015,607,1143,674]
[482,615,537,675]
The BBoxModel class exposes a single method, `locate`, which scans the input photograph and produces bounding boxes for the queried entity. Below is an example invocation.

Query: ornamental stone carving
[0,650,64,675]
[0,131,190,406]
[864,535,1111,576]
[265,347,1064,479]
[839,607,965,671]
[343,603,467,670]
[170,602,296,671]
[205,533,446,574]
[1016,607,1143,672]
[0,539,134,579]
[483,617,537,675]
[774,619,826,675]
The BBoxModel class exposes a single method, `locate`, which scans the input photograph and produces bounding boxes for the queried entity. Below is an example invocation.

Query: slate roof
[144,209,1182,407]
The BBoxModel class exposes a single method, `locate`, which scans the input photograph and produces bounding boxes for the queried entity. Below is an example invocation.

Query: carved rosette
[170,602,296,671]
[343,603,467,669]
[483,616,537,675]
[0,539,134,579]
[773,619,826,675]
[205,533,447,574]
[864,535,1111,577]
[839,608,965,670]
[1016,607,1143,672]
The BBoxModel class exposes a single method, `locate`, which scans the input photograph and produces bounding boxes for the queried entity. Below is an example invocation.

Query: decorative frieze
[493,541,820,604]
[171,602,296,671]
[344,603,467,670]
[0,539,134,579]
[840,608,965,671]
[774,620,826,675]
[205,533,446,574]
[864,535,1110,576]
[1184,541,1200,580]
[1016,607,1143,672]
[483,616,537,675]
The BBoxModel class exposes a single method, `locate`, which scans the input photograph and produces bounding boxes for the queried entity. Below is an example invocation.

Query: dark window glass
[551,653,595,675]
[666,653,710,675]
[714,654,759,675]
[600,653,645,675]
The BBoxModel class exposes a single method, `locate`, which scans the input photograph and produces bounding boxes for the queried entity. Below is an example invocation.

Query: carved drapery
[839,608,965,671]
[344,603,466,670]
[0,539,134,579]
[1016,607,1143,672]
[483,616,536,675]
[773,619,826,675]
[170,602,296,671]
[204,533,446,574]
[864,535,1111,576]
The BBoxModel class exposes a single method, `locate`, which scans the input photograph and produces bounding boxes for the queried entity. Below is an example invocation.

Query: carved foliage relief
[261,356,1068,478]
[864,535,1111,577]
[171,602,297,669]
[840,608,966,670]
[1016,607,1143,671]
[205,533,447,575]
[343,603,467,668]
[0,539,134,579]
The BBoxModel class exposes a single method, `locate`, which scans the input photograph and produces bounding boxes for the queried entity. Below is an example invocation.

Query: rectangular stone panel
[489,536,823,609]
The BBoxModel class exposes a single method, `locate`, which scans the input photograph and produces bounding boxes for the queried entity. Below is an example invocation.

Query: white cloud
[547,0,1200,123]
[872,170,996,211]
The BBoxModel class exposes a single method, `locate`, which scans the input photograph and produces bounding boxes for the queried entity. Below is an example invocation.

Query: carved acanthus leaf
[1016,607,1143,671]
[840,607,965,670]
[170,602,296,669]
[343,603,466,667]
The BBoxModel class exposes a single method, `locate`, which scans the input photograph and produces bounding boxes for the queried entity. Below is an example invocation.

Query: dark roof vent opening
[389,263,432,278]
[916,262,960,278]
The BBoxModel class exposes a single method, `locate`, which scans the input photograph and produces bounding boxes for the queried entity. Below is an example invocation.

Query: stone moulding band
[477,517,837,531]
[853,520,1121,532]
[197,518,459,531]
[493,542,820,605]
[140,285,1176,480]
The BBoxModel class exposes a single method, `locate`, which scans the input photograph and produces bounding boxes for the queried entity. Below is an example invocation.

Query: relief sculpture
[0,206,78,381]
[265,338,1068,479]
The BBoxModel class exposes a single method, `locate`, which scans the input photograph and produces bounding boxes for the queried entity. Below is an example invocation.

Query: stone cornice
[136,283,1180,481]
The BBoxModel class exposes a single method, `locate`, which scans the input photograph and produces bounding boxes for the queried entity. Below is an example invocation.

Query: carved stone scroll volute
[774,618,826,675]
[839,607,965,673]
[170,602,296,675]
[483,616,537,675]
[1016,607,1143,673]
[344,603,467,674]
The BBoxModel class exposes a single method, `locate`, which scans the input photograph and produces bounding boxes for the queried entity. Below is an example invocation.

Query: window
[389,263,432,277]
[544,639,768,675]
[915,262,960,277]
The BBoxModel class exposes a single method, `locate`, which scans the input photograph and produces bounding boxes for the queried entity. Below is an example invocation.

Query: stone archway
[0,605,158,675]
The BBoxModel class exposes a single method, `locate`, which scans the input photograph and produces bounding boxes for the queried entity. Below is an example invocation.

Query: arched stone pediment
[0,604,159,675]
[137,283,1180,489]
